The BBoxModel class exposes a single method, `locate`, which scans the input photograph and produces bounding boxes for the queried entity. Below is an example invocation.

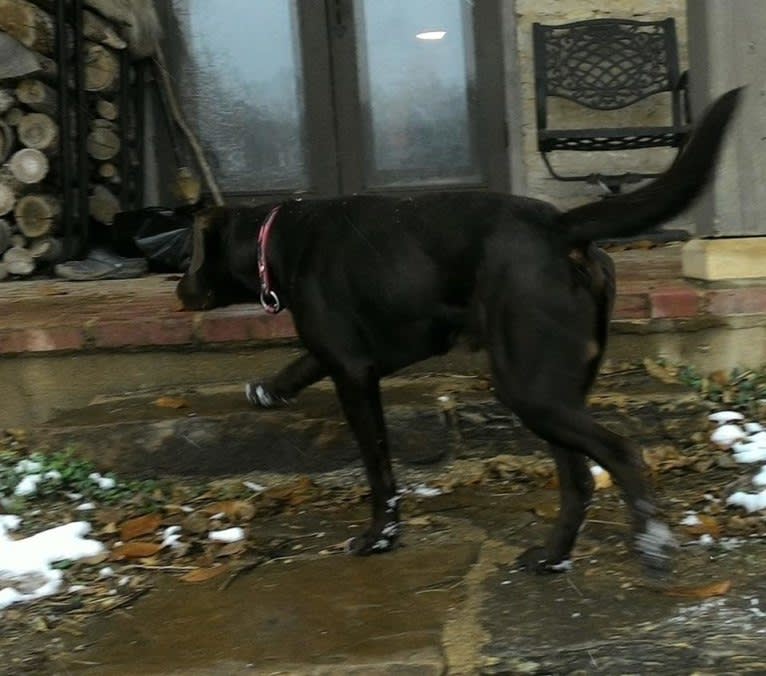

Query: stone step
[33,373,709,479]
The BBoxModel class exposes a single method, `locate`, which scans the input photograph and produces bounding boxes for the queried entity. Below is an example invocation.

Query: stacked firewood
[0,0,129,280]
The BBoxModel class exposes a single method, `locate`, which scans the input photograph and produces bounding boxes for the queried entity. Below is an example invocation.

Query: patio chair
[532,18,691,194]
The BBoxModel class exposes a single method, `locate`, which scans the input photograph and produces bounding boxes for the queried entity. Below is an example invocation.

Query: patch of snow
[745,422,765,434]
[0,519,104,610]
[711,424,746,448]
[76,502,96,511]
[727,490,766,513]
[89,473,116,491]
[732,444,766,464]
[13,474,41,497]
[15,459,42,474]
[753,467,766,487]
[99,566,114,578]
[44,470,61,481]
[412,484,443,498]
[0,515,21,533]
[680,512,701,526]
[208,527,245,543]
[243,481,265,493]
[709,411,745,424]
[162,526,183,549]
[208,512,225,521]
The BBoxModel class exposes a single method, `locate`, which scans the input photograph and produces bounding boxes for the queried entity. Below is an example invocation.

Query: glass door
[354,0,481,188]
[169,0,507,199]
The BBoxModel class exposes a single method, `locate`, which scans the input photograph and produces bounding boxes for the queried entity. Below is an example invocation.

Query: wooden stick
[154,48,224,206]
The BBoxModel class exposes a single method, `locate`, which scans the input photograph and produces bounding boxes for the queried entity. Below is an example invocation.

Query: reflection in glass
[355,0,481,187]
[172,0,307,192]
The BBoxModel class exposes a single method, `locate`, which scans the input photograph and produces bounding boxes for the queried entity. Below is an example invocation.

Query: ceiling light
[415,31,446,40]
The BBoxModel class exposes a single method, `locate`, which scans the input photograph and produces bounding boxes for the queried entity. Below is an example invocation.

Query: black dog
[178,89,741,575]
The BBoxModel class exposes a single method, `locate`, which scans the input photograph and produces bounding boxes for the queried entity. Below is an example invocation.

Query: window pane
[355,0,481,188]
[172,0,308,192]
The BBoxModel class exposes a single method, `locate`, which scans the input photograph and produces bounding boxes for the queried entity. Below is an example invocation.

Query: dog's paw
[636,518,677,577]
[345,521,401,556]
[516,546,572,574]
[245,382,288,408]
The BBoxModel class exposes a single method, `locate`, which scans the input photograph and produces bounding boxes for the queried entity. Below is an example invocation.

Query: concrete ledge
[682,237,766,281]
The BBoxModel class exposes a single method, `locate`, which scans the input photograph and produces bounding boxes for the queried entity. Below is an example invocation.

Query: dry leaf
[664,579,732,599]
[592,469,613,490]
[709,370,730,387]
[407,516,433,527]
[216,541,247,558]
[203,500,256,522]
[100,522,119,535]
[110,541,163,561]
[265,476,317,506]
[181,512,209,534]
[533,503,558,519]
[180,564,230,583]
[120,514,162,541]
[683,514,721,538]
[154,396,189,409]
[643,358,679,385]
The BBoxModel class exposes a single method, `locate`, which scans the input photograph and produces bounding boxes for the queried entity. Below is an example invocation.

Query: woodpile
[0,0,133,279]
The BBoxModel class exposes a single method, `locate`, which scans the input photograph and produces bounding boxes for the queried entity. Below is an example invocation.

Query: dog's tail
[559,87,743,244]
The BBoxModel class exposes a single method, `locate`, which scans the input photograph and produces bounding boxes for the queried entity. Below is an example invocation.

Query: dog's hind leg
[246,352,326,408]
[485,302,674,574]
[517,445,594,573]
[503,393,674,575]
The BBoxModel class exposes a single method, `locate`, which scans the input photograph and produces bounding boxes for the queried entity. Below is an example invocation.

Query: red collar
[258,206,282,314]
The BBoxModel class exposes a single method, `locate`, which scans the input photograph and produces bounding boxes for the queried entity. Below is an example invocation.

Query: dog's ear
[176,208,225,310]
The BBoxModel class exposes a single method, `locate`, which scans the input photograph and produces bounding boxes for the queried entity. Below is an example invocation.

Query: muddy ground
[2,368,765,675]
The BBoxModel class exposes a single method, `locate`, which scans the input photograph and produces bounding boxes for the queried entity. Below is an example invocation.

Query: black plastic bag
[111,207,194,272]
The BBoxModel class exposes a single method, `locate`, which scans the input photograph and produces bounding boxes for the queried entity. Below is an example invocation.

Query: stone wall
[508,0,687,213]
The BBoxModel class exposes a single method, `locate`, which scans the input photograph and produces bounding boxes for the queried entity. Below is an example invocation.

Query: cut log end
[89,184,120,225]
[86,127,120,160]
[14,193,61,237]
[3,246,35,276]
[9,147,50,183]
[18,112,58,153]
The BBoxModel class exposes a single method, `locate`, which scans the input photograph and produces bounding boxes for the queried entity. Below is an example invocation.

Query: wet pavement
[56,485,766,675]
[7,370,766,674]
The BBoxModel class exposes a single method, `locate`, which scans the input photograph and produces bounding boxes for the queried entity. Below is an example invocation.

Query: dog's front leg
[332,367,400,555]
[246,352,326,408]
[518,446,594,573]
